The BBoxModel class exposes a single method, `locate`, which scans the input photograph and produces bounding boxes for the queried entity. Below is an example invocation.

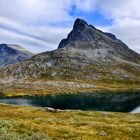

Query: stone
[99,131,107,136]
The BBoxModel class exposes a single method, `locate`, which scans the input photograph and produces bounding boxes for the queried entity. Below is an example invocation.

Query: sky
[0,0,140,53]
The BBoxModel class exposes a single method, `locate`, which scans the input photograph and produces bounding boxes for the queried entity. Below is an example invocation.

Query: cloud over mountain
[0,0,139,53]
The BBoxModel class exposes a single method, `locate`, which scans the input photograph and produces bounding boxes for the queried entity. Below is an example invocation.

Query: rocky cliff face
[0,19,140,82]
[58,18,140,63]
[0,44,33,67]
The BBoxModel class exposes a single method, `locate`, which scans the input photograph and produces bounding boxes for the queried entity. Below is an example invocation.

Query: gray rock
[0,18,140,82]
[58,19,140,63]
[99,131,107,136]
[0,44,33,67]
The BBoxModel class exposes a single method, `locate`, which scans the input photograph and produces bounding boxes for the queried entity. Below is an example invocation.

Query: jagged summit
[58,18,95,48]
[0,18,140,82]
[57,18,139,63]
[58,18,118,49]
[73,18,88,31]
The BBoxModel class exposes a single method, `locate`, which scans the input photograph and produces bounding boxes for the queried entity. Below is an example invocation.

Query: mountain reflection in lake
[0,92,140,113]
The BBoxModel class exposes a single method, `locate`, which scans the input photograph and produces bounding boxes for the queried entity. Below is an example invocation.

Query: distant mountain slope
[0,19,140,82]
[0,44,33,67]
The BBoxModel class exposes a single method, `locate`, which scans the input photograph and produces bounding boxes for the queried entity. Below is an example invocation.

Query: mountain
[0,44,33,67]
[0,18,140,94]
[58,19,140,63]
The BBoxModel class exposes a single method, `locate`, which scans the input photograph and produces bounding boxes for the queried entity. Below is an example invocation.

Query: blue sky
[0,0,140,53]
[70,7,113,27]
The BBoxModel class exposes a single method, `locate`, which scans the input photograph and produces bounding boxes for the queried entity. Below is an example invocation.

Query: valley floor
[0,79,140,97]
[0,104,140,140]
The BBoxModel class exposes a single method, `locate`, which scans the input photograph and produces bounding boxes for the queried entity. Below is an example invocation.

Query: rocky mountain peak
[58,18,95,49]
[73,18,88,31]
[58,18,115,49]
[0,43,9,49]
[0,44,16,54]
[0,43,7,47]
[0,43,33,67]
[57,18,140,63]
[0,18,139,82]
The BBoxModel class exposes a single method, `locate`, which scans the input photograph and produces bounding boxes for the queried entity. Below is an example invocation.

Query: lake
[0,92,140,113]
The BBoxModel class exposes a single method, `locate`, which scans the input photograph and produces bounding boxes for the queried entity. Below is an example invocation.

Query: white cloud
[73,0,97,12]
[95,0,140,53]
[0,27,54,52]
[0,0,73,24]
[0,0,75,53]
[0,16,71,53]
[0,0,139,53]
[98,0,140,19]
[109,18,140,53]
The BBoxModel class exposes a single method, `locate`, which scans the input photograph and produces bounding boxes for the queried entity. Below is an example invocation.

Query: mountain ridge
[58,18,140,63]
[0,18,140,84]
[0,43,33,67]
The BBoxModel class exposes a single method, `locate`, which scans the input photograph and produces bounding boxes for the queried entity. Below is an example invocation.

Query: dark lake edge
[0,91,140,113]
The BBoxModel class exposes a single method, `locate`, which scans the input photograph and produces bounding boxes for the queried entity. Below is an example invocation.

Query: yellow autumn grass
[0,104,140,140]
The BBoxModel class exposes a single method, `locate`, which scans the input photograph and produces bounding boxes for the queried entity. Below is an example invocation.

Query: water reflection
[0,92,140,113]
[0,99,34,106]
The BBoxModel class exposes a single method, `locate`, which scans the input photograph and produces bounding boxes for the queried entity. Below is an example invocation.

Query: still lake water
[0,92,140,113]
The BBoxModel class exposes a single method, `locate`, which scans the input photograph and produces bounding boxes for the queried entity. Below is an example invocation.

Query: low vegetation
[0,104,140,140]
[0,78,139,97]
